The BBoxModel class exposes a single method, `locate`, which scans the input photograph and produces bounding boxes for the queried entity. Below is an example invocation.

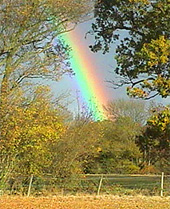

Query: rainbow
[61,29,108,120]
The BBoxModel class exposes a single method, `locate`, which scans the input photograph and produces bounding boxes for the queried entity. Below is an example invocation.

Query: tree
[0,0,92,133]
[0,86,67,188]
[48,116,103,178]
[37,112,104,191]
[85,117,142,174]
[0,0,92,187]
[90,0,170,99]
[0,0,92,103]
[105,99,147,124]
[136,105,170,173]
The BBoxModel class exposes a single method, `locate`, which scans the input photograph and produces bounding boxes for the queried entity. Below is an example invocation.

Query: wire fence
[1,173,170,197]
[81,174,170,196]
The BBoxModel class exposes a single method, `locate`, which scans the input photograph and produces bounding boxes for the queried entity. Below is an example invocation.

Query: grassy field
[73,174,170,196]
[0,195,169,209]
[5,174,170,196]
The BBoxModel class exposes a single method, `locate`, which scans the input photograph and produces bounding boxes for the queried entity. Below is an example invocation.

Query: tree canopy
[105,99,147,124]
[1,0,170,195]
[0,0,92,187]
[137,105,170,172]
[0,0,92,103]
[90,0,170,99]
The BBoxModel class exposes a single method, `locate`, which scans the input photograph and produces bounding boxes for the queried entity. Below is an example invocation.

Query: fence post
[97,174,103,196]
[27,174,33,197]
[61,188,64,196]
[0,190,3,196]
[160,172,164,197]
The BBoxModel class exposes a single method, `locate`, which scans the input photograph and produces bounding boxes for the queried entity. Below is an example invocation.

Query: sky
[52,20,170,116]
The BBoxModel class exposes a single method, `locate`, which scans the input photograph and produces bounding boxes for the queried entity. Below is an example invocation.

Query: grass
[0,195,169,209]
[3,174,170,196]
[78,175,170,196]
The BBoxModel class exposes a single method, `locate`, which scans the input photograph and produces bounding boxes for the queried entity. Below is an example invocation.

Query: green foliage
[90,0,170,99]
[48,118,103,178]
[137,105,170,173]
[84,117,142,174]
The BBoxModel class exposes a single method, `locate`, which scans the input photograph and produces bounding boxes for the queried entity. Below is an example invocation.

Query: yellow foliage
[148,107,170,132]
[129,0,149,4]
[0,85,66,175]
[127,86,148,98]
[142,36,170,67]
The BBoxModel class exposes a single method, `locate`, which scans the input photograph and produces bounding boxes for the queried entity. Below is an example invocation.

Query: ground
[0,195,169,209]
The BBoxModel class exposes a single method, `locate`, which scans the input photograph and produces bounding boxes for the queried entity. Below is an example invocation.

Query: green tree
[90,0,170,99]
[136,105,170,173]
[85,117,142,174]
[49,117,103,178]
